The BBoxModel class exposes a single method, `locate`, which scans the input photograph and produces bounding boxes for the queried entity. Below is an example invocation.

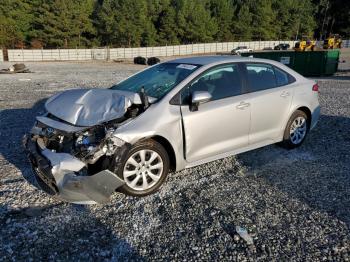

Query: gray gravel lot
[0,60,349,261]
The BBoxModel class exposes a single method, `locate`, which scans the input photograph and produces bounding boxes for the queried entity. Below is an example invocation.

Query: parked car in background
[274,43,290,50]
[24,56,320,204]
[231,46,253,55]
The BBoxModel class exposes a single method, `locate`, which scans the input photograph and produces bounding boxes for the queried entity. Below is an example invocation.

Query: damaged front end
[23,89,144,204]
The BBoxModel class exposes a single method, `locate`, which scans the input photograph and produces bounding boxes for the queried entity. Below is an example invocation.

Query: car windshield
[111,63,200,99]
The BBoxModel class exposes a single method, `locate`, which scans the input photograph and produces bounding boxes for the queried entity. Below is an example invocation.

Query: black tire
[115,139,169,197]
[280,110,309,149]
[147,57,160,66]
[133,56,147,65]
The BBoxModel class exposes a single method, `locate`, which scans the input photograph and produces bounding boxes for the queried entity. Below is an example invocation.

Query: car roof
[167,55,247,66]
[165,55,305,80]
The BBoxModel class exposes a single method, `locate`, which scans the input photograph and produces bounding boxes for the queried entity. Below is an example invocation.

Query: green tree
[313,0,350,38]
[157,2,180,45]
[30,0,95,48]
[96,0,148,47]
[176,0,218,43]
[0,0,35,48]
[210,0,234,41]
[1,0,348,48]
[231,4,253,41]
[249,0,277,40]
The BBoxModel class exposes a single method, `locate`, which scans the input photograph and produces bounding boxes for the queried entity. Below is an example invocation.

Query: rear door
[180,63,251,163]
[243,63,295,144]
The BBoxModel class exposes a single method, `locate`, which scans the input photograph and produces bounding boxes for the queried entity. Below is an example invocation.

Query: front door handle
[280,91,290,98]
[236,101,250,110]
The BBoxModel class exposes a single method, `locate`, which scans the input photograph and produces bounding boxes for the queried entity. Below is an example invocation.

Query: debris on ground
[0,63,32,74]
[236,226,254,245]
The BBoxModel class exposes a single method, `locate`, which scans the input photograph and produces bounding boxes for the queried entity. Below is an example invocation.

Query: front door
[180,63,251,163]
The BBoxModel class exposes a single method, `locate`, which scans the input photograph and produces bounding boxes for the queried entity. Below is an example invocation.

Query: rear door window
[245,63,276,92]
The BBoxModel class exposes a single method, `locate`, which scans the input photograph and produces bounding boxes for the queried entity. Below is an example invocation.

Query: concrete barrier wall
[108,41,297,60]
[7,48,108,62]
[343,39,350,48]
[4,40,350,62]
[0,50,3,62]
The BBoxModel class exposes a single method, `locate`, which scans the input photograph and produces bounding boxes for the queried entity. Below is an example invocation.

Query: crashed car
[24,56,320,204]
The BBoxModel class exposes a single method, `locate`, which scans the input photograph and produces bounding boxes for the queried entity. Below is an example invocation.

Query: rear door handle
[280,91,290,98]
[236,101,250,110]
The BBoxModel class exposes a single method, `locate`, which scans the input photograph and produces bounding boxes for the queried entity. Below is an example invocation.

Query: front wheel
[115,139,169,197]
[281,110,309,149]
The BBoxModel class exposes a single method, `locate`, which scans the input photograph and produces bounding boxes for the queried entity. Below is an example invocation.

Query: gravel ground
[0,60,349,261]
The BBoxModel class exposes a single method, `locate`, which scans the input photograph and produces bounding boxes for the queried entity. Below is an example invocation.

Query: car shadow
[236,114,350,227]
[0,99,47,189]
[0,203,144,260]
[0,101,145,260]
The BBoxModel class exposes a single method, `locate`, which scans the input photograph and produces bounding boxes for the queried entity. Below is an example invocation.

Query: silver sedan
[24,56,320,204]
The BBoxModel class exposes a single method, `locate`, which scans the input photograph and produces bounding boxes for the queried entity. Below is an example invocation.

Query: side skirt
[184,139,279,169]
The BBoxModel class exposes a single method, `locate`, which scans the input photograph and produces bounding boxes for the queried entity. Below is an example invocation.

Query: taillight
[312,83,319,92]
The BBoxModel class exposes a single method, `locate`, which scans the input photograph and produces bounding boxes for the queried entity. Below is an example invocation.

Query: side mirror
[190,91,212,111]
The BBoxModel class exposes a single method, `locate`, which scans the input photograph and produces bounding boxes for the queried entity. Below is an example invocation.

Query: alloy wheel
[123,149,164,191]
[289,116,307,145]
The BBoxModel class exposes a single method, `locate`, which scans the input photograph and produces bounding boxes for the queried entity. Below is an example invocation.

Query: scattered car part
[236,226,254,245]
[0,63,31,74]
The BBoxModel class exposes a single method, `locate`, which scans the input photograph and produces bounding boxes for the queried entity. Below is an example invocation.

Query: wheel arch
[282,105,312,138]
[296,106,312,129]
[148,135,176,172]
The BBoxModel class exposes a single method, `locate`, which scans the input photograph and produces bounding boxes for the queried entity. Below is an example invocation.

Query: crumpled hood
[45,89,142,127]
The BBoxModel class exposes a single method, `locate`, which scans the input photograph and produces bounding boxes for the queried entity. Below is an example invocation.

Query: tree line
[0,0,349,49]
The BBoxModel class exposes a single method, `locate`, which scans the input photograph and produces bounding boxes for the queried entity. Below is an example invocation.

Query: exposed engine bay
[24,88,151,204]
[36,115,129,168]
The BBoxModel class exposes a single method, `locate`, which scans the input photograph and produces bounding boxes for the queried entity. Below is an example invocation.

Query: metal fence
[3,40,350,62]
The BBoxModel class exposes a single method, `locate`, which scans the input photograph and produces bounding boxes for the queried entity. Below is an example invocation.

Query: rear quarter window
[274,66,296,86]
[274,67,289,86]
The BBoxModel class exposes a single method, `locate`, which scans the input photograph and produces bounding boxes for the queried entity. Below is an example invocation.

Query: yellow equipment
[323,34,342,49]
[294,36,316,51]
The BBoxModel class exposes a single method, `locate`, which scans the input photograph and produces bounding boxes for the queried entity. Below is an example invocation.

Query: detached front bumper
[23,135,126,204]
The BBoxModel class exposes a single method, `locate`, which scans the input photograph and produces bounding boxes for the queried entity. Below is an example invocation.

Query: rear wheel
[115,139,169,197]
[281,110,309,149]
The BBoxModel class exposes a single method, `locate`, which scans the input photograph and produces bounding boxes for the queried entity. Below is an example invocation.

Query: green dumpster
[241,50,340,76]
